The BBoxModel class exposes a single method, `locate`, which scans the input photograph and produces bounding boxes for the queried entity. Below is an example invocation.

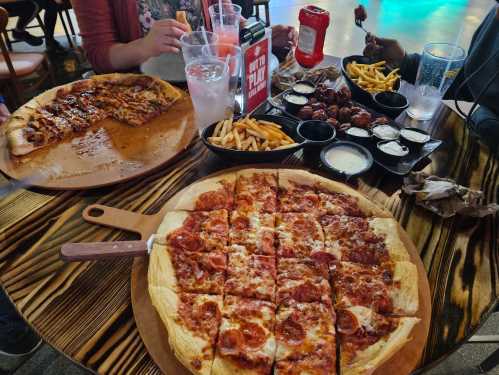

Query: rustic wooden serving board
[0,94,196,190]
[80,167,432,375]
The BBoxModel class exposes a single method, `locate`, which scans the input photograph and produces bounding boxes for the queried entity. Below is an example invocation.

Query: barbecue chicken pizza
[5,73,181,156]
[148,168,421,375]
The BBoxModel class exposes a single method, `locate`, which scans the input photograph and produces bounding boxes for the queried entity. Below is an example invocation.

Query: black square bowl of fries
[201,114,303,162]
[341,55,402,111]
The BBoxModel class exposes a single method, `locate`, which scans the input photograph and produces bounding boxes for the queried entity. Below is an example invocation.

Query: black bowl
[292,80,316,97]
[283,92,308,114]
[376,139,409,164]
[345,127,373,145]
[201,114,303,162]
[341,55,401,107]
[320,141,373,178]
[373,91,409,118]
[296,120,336,147]
[399,127,431,149]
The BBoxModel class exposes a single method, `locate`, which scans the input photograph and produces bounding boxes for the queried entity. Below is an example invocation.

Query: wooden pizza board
[81,166,432,375]
[0,93,197,190]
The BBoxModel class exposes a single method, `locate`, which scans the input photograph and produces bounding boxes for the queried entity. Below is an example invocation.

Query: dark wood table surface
[0,56,497,374]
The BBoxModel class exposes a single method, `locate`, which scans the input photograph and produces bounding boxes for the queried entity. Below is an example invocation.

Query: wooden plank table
[0,57,497,374]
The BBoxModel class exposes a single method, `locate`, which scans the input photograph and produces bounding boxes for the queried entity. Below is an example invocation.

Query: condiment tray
[255,92,442,176]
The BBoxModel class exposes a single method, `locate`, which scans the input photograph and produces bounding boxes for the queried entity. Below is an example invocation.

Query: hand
[363,33,405,68]
[271,25,297,50]
[0,103,10,125]
[141,19,190,58]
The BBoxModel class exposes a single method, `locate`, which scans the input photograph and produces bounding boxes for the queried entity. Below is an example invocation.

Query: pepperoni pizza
[148,168,421,375]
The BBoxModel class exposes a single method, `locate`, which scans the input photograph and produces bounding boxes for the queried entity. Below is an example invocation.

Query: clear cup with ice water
[180,31,219,64]
[185,57,230,134]
[407,43,465,121]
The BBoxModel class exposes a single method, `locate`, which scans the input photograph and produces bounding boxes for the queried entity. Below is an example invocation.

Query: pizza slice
[229,210,275,256]
[321,216,410,266]
[212,296,276,375]
[332,261,418,315]
[275,302,336,374]
[148,241,226,294]
[156,210,229,253]
[314,174,391,217]
[337,306,420,375]
[173,173,236,211]
[235,169,278,213]
[6,74,181,156]
[148,287,222,375]
[277,169,320,213]
[224,246,276,301]
[276,213,332,261]
[276,258,332,307]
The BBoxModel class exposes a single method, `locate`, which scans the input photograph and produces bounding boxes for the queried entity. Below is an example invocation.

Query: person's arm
[72,0,188,73]
[109,19,189,71]
[363,34,420,84]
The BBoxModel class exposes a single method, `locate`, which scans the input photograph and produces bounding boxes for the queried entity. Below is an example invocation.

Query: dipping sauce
[293,82,315,95]
[372,125,400,140]
[325,145,369,174]
[346,127,370,138]
[400,129,430,143]
[378,141,409,156]
[285,94,308,105]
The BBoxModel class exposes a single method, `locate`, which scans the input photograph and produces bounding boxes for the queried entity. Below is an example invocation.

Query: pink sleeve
[71,0,119,73]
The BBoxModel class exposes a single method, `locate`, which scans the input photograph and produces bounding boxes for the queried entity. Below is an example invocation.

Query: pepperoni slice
[291,281,322,302]
[202,253,226,272]
[168,229,204,252]
[232,215,250,230]
[196,190,227,211]
[239,322,266,349]
[337,310,360,335]
[277,317,306,344]
[219,329,244,355]
[196,301,221,322]
[310,251,337,264]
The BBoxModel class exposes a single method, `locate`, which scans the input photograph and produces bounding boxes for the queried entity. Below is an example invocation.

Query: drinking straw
[200,26,213,57]
[218,0,223,29]
[224,54,230,75]
[438,24,463,93]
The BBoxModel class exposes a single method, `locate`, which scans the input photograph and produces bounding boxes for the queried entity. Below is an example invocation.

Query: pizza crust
[341,312,420,375]
[314,174,392,218]
[148,243,177,290]
[369,218,410,262]
[278,169,317,191]
[173,172,236,211]
[155,210,191,241]
[391,261,419,315]
[148,286,222,375]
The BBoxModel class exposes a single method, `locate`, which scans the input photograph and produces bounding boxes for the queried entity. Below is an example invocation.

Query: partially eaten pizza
[5,73,181,156]
[148,168,421,375]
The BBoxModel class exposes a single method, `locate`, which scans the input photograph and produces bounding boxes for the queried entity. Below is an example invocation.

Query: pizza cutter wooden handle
[82,204,158,240]
[61,241,148,262]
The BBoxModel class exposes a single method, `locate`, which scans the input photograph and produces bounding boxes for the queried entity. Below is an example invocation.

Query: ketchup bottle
[295,5,330,68]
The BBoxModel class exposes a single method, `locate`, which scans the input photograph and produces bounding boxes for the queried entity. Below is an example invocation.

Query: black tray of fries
[253,91,442,176]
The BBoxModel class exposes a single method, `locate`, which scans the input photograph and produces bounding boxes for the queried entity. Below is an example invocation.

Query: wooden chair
[57,0,78,48]
[0,6,53,108]
[254,0,270,27]
[0,0,46,52]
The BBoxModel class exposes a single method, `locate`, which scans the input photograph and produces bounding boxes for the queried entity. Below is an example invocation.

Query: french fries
[346,61,400,94]
[208,116,298,152]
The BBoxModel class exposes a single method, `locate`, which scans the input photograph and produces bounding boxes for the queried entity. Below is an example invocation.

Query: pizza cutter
[61,203,166,262]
